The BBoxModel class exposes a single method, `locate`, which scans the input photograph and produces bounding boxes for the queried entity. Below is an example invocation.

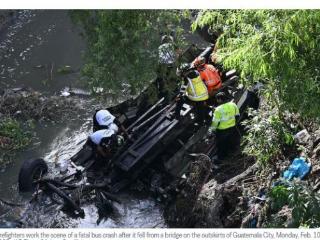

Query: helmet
[192,56,206,68]
[186,70,199,80]
[176,63,191,77]
[161,35,174,44]
[95,109,115,127]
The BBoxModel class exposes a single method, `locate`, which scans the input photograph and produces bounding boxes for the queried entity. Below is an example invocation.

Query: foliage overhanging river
[0,10,166,228]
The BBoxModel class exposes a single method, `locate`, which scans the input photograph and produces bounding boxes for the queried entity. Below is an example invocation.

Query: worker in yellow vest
[185,70,209,102]
[182,70,210,123]
[209,92,240,161]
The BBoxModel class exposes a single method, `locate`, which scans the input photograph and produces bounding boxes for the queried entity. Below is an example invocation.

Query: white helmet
[95,110,115,127]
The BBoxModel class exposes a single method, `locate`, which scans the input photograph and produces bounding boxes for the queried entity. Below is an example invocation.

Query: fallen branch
[224,163,259,186]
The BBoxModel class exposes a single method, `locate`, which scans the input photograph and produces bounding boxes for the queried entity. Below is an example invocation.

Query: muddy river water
[0,10,166,228]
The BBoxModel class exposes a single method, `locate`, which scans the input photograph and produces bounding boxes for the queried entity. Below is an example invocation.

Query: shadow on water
[0,10,167,228]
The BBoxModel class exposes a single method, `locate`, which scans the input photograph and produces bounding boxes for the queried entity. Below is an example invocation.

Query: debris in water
[93,87,104,94]
[61,91,71,97]
[34,65,44,69]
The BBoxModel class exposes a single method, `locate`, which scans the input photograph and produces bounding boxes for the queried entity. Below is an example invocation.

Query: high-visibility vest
[198,64,222,95]
[211,101,240,130]
[186,76,209,102]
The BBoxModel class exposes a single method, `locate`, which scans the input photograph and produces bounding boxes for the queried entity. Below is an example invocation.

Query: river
[0,10,166,228]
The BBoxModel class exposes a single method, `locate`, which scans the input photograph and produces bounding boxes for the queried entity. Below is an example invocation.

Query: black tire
[18,158,48,193]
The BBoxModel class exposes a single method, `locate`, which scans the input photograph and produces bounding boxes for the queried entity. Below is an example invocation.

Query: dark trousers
[216,126,240,159]
[156,64,177,102]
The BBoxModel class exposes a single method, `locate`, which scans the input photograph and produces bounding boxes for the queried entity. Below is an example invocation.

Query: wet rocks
[294,129,311,145]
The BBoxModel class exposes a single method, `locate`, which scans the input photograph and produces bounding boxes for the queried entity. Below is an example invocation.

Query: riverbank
[0,9,90,167]
[0,87,91,166]
[165,97,320,228]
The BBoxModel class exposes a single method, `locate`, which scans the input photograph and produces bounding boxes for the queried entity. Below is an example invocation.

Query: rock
[294,129,311,145]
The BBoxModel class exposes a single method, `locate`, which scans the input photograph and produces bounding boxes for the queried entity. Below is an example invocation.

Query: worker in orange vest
[192,56,222,97]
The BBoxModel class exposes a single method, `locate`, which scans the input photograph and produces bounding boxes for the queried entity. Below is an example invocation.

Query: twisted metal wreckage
[16,44,259,219]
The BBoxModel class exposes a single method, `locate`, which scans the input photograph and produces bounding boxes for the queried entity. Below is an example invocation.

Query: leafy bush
[71,10,186,96]
[193,10,320,120]
[0,118,32,150]
[269,181,320,228]
[242,108,293,166]
[270,185,290,211]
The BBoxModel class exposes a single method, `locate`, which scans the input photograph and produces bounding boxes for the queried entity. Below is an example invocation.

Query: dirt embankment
[165,112,320,228]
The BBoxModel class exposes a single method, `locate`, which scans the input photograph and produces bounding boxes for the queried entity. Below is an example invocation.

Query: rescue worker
[192,56,222,97]
[84,129,123,181]
[93,109,119,132]
[157,34,180,101]
[86,129,118,159]
[185,70,209,102]
[158,35,176,66]
[180,70,211,123]
[93,109,131,142]
[209,92,240,161]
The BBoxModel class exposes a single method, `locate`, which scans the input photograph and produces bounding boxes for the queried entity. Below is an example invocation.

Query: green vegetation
[193,10,320,120]
[269,182,320,227]
[242,108,294,166]
[0,118,32,150]
[193,10,320,167]
[270,185,290,211]
[71,10,186,96]
[0,118,32,165]
[194,10,320,228]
